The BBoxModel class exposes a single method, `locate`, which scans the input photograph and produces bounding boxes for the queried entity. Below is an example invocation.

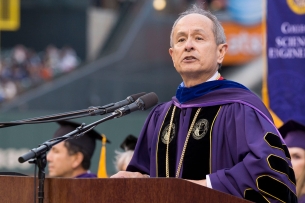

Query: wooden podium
[0,175,252,203]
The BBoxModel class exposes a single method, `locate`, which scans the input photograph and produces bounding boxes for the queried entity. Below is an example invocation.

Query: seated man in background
[279,120,305,203]
[114,134,138,171]
[47,120,109,178]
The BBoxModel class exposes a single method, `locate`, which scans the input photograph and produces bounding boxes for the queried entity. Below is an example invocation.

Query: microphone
[0,92,147,129]
[89,92,146,116]
[18,92,158,163]
[115,92,159,117]
[0,92,146,128]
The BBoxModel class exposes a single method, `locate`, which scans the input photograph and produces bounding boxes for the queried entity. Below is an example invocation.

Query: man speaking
[111,4,297,203]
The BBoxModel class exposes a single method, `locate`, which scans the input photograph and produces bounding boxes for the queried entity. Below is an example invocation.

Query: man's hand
[110,171,150,178]
[186,179,207,187]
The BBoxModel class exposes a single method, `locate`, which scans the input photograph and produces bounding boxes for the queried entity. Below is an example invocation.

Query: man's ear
[217,43,228,64]
[71,152,84,169]
[169,47,173,57]
[169,48,175,66]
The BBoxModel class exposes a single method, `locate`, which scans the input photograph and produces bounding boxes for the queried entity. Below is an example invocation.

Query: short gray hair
[114,150,134,171]
[170,4,226,47]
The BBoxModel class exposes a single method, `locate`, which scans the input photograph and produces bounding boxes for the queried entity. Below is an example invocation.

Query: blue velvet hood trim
[176,80,249,104]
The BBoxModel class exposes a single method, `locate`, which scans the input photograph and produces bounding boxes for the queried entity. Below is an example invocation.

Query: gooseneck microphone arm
[18,114,118,203]
[18,114,116,163]
[0,92,146,128]
[18,92,158,163]
[18,92,158,203]
[19,115,118,203]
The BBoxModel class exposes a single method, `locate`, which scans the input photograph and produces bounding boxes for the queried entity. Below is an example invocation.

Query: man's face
[289,147,305,180]
[47,142,77,178]
[169,14,227,87]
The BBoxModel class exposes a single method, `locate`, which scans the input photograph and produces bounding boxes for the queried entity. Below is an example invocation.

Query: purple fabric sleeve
[75,172,97,178]
[209,103,296,201]
[126,87,296,202]
[299,195,305,203]
[126,103,165,176]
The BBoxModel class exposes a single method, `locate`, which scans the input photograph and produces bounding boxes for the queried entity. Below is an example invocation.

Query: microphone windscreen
[140,92,159,110]
[129,92,146,101]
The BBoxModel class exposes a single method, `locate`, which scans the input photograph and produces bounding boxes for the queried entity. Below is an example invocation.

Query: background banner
[263,0,305,127]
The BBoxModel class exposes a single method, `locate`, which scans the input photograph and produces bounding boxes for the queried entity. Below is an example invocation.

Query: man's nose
[46,152,52,161]
[184,39,194,52]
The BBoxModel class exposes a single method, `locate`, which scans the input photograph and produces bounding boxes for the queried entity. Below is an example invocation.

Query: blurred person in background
[43,44,61,77]
[114,134,137,171]
[47,120,109,178]
[111,4,297,202]
[0,44,80,104]
[0,78,17,101]
[59,46,79,73]
[279,120,305,202]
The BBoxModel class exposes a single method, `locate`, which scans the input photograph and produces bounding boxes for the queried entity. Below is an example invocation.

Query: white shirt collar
[207,71,219,82]
[180,71,220,87]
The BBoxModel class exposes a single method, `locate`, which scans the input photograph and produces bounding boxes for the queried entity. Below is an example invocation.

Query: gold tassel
[261,45,283,128]
[269,110,283,128]
[97,134,108,178]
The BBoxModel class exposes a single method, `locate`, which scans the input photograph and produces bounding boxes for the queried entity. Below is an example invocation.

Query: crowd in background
[0,45,80,104]
[0,0,226,105]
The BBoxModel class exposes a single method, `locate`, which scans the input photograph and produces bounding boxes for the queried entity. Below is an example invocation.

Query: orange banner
[222,22,263,66]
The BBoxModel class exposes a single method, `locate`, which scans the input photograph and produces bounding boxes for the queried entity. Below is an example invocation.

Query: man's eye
[52,148,59,153]
[178,38,185,42]
[292,154,301,159]
[196,37,203,40]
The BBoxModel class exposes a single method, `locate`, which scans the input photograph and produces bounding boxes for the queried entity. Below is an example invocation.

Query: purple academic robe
[299,195,305,203]
[75,172,97,178]
[127,88,297,202]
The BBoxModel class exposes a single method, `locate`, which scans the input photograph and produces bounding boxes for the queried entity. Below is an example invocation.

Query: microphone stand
[0,92,146,129]
[16,92,158,202]
[19,110,123,203]
[0,106,106,128]
[37,153,47,203]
